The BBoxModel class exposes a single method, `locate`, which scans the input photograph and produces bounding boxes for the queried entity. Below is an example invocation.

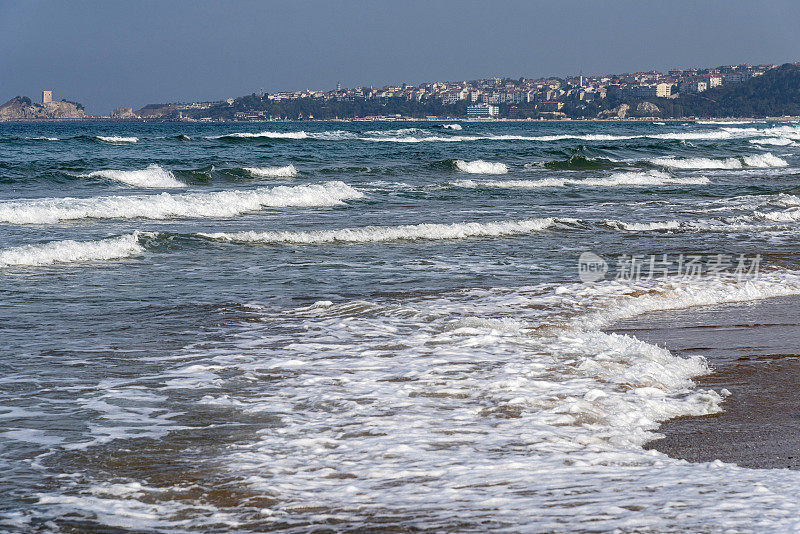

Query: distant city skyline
[1,0,799,114]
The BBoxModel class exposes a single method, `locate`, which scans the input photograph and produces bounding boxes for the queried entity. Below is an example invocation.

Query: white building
[467,103,499,118]
[680,81,708,93]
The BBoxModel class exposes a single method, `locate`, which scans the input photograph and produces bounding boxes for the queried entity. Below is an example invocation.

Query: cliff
[0,96,85,120]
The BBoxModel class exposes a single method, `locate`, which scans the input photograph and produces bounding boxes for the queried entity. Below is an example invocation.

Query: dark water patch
[173,166,213,183]
[542,155,620,170]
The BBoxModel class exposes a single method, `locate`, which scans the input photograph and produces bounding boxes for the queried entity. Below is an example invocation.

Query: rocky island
[0,96,85,121]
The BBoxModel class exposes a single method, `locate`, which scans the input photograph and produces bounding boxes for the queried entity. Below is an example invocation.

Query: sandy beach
[611,294,800,470]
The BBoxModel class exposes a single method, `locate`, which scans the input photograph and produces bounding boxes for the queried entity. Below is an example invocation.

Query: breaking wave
[0,233,144,267]
[602,220,682,231]
[442,124,462,130]
[650,153,788,169]
[749,137,795,146]
[95,136,138,144]
[242,165,299,178]
[77,164,185,188]
[574,271,800,331]
[211,131,355,141]
[199,218,557,245]
[0,181,363,224]
[453,159,508,174]
[453,170,708,189]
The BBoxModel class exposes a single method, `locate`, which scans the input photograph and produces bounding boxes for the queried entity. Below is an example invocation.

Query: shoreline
[2,117,799,124]
[610,295,800,470]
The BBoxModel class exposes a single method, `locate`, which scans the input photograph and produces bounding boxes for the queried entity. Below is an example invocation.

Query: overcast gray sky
[1,0,798,114]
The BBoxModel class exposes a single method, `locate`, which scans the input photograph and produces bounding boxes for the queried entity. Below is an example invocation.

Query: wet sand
[610,295,800,470]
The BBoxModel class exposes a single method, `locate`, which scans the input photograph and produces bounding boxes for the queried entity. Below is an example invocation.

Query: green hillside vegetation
[651,63,800,118]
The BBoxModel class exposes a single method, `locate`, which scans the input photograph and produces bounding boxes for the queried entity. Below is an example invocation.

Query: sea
[2,120,800,532]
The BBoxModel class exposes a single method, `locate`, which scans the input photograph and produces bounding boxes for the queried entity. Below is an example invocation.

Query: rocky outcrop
[636,101,661,117]
[0,96,85,120]
[598,104,630,119]
[135,104,181,118]
[110,107,138,120]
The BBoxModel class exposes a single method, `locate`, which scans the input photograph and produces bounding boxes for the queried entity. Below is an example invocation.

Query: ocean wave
[219,131,308,139]
[96,136,139,144]
[154,270,800,530]
[242,165,299,178]
[696,120,755,125]
[756,207,800,222]
[0,181,363,224]
[541,155,619,170]
[361,134,472,143]
[199,218,557,245]
[602,220,681,231]
[749,137,795,146]
[211,130,355,141]
[442,123,462,130]
[650,130,734,141]
[0,233,144,267]
[77,164,186,188]
[573,271,800,331]
[453,159,508,174]
[650,153,788,169]
[453,170,708,189]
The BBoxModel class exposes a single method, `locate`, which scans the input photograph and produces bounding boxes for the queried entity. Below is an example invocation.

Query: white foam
[361,134,472,143]
[242,165,299,178]
[0,181,363,224]
[453,170,708,189]
[454,159,508,174]
[604,219,681,231]
[749,137,794,146]
[588,170,709,186]
[442,123,462,130]
[78,164,185,188]
[697,120,754,125]
[211,130,356,141]
[96,136,138,144]
[0,233,144,267]
[757,207,800,222]
[574,272,800,331]
[139,271,800,530]
[219,131,309,139]
[651,130,734,141]
[200,218,556,245]
[650,153,787,169]
[742,153,790,167]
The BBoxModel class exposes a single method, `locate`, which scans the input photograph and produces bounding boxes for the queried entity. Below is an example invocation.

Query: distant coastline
[2,116,799,124]
[3,62,800,123]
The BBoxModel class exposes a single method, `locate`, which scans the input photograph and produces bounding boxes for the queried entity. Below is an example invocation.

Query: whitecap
[242,165,299,178]
[0,233,145,267]
[453,170,708,188]
[0,181,363,224]
[650,153,787,169]
[96,136,138,144]
[199,218,557,245]
[77,164,185,188]
[454,159,508,174]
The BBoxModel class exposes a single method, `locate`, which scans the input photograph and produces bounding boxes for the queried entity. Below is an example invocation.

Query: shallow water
[2,120,800,531]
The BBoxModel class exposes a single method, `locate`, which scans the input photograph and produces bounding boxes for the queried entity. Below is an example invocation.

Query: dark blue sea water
[2,120,800,531]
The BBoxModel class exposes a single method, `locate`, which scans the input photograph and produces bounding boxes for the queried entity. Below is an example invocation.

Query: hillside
[656,64,800,118]
[0,96,85,121]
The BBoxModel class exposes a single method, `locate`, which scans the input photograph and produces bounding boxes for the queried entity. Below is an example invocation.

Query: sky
[1,0,799,114]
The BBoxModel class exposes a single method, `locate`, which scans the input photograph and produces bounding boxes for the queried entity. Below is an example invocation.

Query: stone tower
[42,90,53,104]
